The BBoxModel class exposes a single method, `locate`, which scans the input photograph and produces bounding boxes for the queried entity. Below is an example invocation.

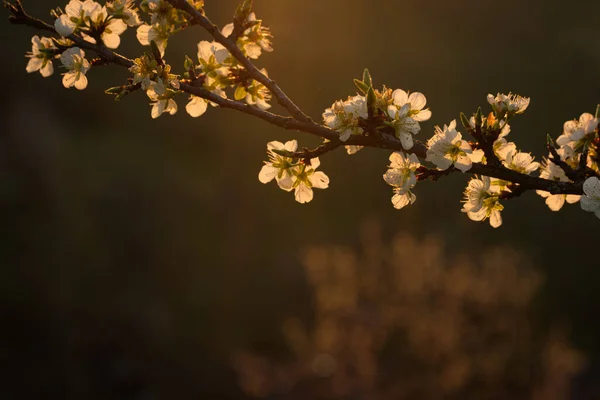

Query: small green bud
[105,86,123,95]
[234,85,247,101]
[234,0,253,29]
[184,55,194,71]
[362,68,372,88]
[367,86,376,117]
[595,104,600,119]
[353,79,369,94]
[459,112,471,131]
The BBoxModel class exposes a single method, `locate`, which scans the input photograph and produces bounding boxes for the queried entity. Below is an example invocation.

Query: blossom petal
[413,109,431,122]
[407,92,426,110]
[545,194,565,211]
[392,89,408,106]
[310,171,329,189]
[583,177,600,198]
[258,164,278,183]
[295,184,313,203]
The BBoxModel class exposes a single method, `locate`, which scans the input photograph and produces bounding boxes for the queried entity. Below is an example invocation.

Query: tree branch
[165,0,312,123]
[5,0,587,197]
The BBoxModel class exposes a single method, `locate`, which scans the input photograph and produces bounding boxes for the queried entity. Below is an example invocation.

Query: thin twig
[165,0,312,123]
[5,0,134,67]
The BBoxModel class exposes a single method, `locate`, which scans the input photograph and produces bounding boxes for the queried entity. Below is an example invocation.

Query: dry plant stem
[165,0,312,123]
[5,0,586,196]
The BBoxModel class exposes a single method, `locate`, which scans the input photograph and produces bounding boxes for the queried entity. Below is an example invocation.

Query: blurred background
[1,0,600,398]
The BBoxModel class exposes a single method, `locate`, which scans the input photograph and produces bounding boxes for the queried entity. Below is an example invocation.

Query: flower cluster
[322,79,431,151]
[13,0,600,227]
[136,0,203,56]
[259,141,329,204]
[54,0,136,49]
[487,92,530,119]
[223,12,273,59]
[322,95,368,142]
[426,120,483,172]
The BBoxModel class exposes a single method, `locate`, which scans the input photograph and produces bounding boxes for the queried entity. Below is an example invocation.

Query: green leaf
[595,104,600,119]
[234,0,253,28]
[475,107,482,127]
[367,86,376,117]
[362,68,372,88]
[105,86,122,95]
[234,85,247,101]
[353,79,369,94]
[459,112,471,131]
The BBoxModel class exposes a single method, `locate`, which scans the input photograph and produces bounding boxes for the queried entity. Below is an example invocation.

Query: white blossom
[462,176,504,228]
[197,40,230,83]
[137,23,169,56]
[556,113,599,147]
[383,152,420,209]
[580,176,600,218]
[493,137,517,161]
[258,140,298,191]
[487,92,530,116]
[54,0,95,37]
[222,12,273,59]
[503,151,540,174]
[88,6,127,49]
[26,36,57,77]
[106,0,142,27]
[146,83,177,118]
[425,120,484,172]
[386,89,431,150]
[60,47,90,90]
[535,159,580,211]
[291,158,330,204]
[322,95,368,142]
[185,88,225,117]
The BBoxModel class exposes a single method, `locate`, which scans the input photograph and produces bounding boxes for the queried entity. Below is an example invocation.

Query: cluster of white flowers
[426,120,483,172]
[133,8,274,118]
[54,0,137,48]
[542,111,600,216]
[322,87,431,151]
[383,152,421,209]
[487,92,530,118]
[135,0,200,56]
[222,12,273,60]
[258,141,329,204]
[15,0,600,226]
[322,95,368,142]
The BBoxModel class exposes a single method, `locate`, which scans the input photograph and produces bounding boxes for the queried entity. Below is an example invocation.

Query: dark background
[1,0,600,398]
